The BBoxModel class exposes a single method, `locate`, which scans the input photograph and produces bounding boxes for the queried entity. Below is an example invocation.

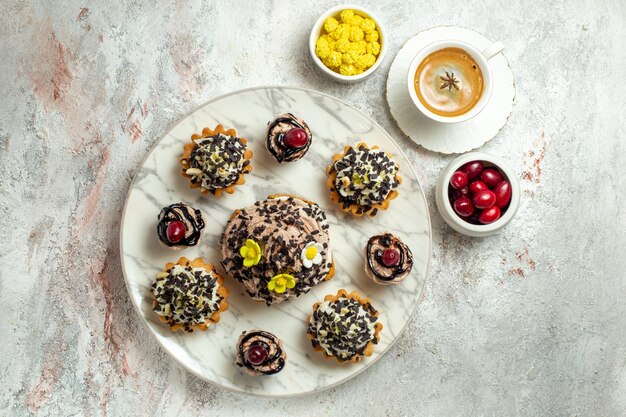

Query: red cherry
[450,186,469,201]
[246,344,268,365]
[284,128,308,148]
[453,196,474,217]
[469,180,488,194]
[472,190,496,209]
[479,206,501,224]
[381,249,400,266]
[462,161,484,180]
[494,180,512,208]
[449,171,468,189]
[480,168,504,188]
[166,220,186,243]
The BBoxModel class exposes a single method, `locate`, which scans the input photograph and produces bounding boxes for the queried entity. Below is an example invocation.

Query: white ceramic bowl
[435,152,520,237]
[309,4,387,83]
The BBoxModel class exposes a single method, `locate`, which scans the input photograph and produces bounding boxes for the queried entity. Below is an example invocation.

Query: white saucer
[386,26,516,154]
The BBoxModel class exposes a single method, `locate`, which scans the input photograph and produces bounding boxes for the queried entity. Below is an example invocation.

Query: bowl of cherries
[435,152,520,237]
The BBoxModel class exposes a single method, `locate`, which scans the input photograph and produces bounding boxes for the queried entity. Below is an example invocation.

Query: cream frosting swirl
[333,145,399,207]
[308,297,377,361]
[220,196,332,305]
[187,133,248,190]
[151,264,222,331]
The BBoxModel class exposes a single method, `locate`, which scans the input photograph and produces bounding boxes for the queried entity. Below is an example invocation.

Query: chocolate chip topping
[151,264,223,332]
[307,295,378,361]
[328,143,400,210]
[365,233,413,284]
[220,196,332,306]
[266,113,312,163]
[188,133,249,190]
[235,329,286,376]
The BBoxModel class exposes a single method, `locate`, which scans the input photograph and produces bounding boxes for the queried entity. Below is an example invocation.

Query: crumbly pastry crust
[151,257,229,332]
[326,142,402,217]
[220,194,335,306]
[306,289,383,364]
[179,124,253,197]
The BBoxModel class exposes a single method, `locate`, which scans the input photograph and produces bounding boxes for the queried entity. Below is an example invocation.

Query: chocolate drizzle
[236,330,286,375]
[366,233,413,282]
[266,113,312,163]
[157,203,205,247]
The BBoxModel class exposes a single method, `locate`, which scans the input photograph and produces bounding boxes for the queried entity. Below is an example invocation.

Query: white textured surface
[1,0,625,416]
[121,87,430,396]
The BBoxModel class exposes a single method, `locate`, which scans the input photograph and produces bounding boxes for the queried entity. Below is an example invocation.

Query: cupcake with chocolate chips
[151,257,229,332]
[156,203,205,249]
[220,194,335,306]
[306,289,382,363]
[265,113,312,163]
[326,142,402,217]
[235,329,287,376]
[365,233,413,285]
[180,124,253,197]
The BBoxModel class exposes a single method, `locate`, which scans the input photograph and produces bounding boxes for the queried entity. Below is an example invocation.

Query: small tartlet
[179,124,253,197]
[151,257,229,332]
[326,142,401,217]
[306,289,382,364]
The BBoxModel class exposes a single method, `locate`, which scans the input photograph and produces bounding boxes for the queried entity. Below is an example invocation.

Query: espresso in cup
[413,47,484,117]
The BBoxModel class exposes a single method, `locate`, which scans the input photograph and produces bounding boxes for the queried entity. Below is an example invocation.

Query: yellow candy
[335,38,350,53]
[357,54,376,69]
[329,23,349,40]
[324,17,339,33]
[367,41,381,56]
[365,30,379,42]
[315,9,381,75]
[316,38,331,59]
[339,9,354,24]
[357,40,368,54]
[349,27,364,42]
[361,18,376,33]
[323,51,342,68]
[351,15,363,27]
[342,51,356,65]
[339,64,356,76]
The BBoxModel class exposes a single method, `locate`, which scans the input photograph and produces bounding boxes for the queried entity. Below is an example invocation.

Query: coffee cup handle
[481,41,505,60]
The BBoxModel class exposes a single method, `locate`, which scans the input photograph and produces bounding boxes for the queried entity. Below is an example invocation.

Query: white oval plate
[386,26,516,154]
[120,86,431,397]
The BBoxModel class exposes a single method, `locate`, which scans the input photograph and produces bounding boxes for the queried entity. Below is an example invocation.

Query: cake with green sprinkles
[220,194,335,306]
[326,142,401,217]
[306,289,382,363]
[151,257,230,332]
[180,124,253,197]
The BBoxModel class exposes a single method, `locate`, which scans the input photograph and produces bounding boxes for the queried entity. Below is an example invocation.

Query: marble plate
[386,26,516,154]
[120,86,431,397]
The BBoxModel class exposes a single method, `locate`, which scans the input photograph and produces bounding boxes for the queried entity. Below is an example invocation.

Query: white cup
[406,40,504,123]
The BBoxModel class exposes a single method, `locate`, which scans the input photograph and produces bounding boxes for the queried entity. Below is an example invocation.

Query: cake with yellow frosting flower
[220,194,334,306]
